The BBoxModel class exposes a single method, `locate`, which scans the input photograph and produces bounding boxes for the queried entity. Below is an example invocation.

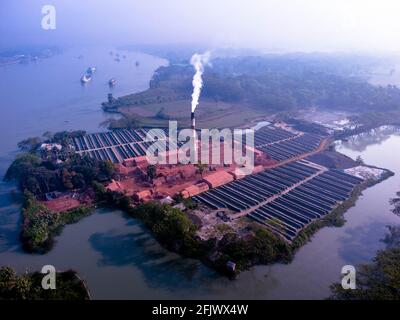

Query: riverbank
[2,125,399,298]
[90,164,392,278]
[21,192,93,253]
[292,167,395,250]
[333,112,400,141]
[6,124,394,277]
[2,45,400,297]
[92,181,291,277]
[0,46,62,68]
[3,130,117,253]
[329,225,400,299]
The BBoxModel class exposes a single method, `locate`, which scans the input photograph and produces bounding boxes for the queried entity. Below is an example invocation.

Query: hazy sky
[1,0,400,52]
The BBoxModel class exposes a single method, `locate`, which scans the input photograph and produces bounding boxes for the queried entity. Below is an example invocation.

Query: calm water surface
[0,49,399,299]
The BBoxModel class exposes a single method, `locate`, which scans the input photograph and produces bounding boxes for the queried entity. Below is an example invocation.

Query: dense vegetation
[330,186,400,300]
[391,192,400,216]
[91,170,392,277]
[21,191,91,253]
[4,131,115,253]
[0,267,89,300]
[120,43,211,64]
[93,182,290,275]
[106,117,142,130]
[213,227,291,273]
[93,181,205,255]
[103,54,400,115]
[4,131,115,198]
[5,153,115,198]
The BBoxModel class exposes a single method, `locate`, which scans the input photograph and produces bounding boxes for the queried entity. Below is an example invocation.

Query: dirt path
[260,137,330,171]
[229,136,331,218]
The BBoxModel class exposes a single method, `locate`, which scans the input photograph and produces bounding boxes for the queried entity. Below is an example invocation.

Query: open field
[41,197,81,212]
[117,99,267,128]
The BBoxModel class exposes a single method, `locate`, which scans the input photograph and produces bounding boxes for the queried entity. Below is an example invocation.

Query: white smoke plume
[190,51,210,113]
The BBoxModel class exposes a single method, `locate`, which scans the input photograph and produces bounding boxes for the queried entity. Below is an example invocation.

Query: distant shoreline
[0,46,61,67]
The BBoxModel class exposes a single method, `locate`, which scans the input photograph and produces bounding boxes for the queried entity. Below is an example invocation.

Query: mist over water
[3,0,400,53]
[1,55,399,298]
[0,47,166,164]
[2,0,400,300]
[0,47,166,293]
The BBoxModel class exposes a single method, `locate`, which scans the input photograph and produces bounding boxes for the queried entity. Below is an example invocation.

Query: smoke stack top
[190,51,210,113]
[191,111,195,130]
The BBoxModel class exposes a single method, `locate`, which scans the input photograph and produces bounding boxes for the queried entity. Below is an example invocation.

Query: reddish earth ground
[111,163,240,198]
[107,136,330,202]
[108,140,274,200]
[41,197,81,212]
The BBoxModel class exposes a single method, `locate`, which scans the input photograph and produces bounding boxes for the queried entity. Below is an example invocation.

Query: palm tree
[14,275,32,299]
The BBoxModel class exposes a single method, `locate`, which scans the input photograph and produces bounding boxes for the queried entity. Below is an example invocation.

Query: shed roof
[202,171,234,188]
[182,182,209,197]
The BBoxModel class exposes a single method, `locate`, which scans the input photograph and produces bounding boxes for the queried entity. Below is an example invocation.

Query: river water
[1,48,400,299]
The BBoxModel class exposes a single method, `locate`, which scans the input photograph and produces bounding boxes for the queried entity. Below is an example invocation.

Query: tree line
[111,54,400,115]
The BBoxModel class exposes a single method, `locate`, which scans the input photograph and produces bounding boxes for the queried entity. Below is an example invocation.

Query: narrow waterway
[1,49,399,299]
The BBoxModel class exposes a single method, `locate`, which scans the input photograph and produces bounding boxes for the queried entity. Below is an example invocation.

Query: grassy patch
[110,99,265,129]
[21,191,92,253]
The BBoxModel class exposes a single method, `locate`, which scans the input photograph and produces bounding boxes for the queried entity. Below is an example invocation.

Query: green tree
[42,131,54,141]
[0,266,16,283]
[330,248,400,300]
[146,165,157,181]
[4,153,42,182]
[195,162,207,177]
[71,172,85,189]
[99,160,115,178]
[24,177,42,195]
[0,267,90,300]
[61,169,74,189]
[14,275,32,300]
[356,155,364,165]
[17,137,42,152]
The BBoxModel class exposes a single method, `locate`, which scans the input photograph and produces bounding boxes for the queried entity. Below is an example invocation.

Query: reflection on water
[337,125,400,153]
[1,47,400,299]
[336,221,391,264]
[89,227,208,290]
[2,125,397,300]
[0,185,23,254]
[0,46,167,160]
